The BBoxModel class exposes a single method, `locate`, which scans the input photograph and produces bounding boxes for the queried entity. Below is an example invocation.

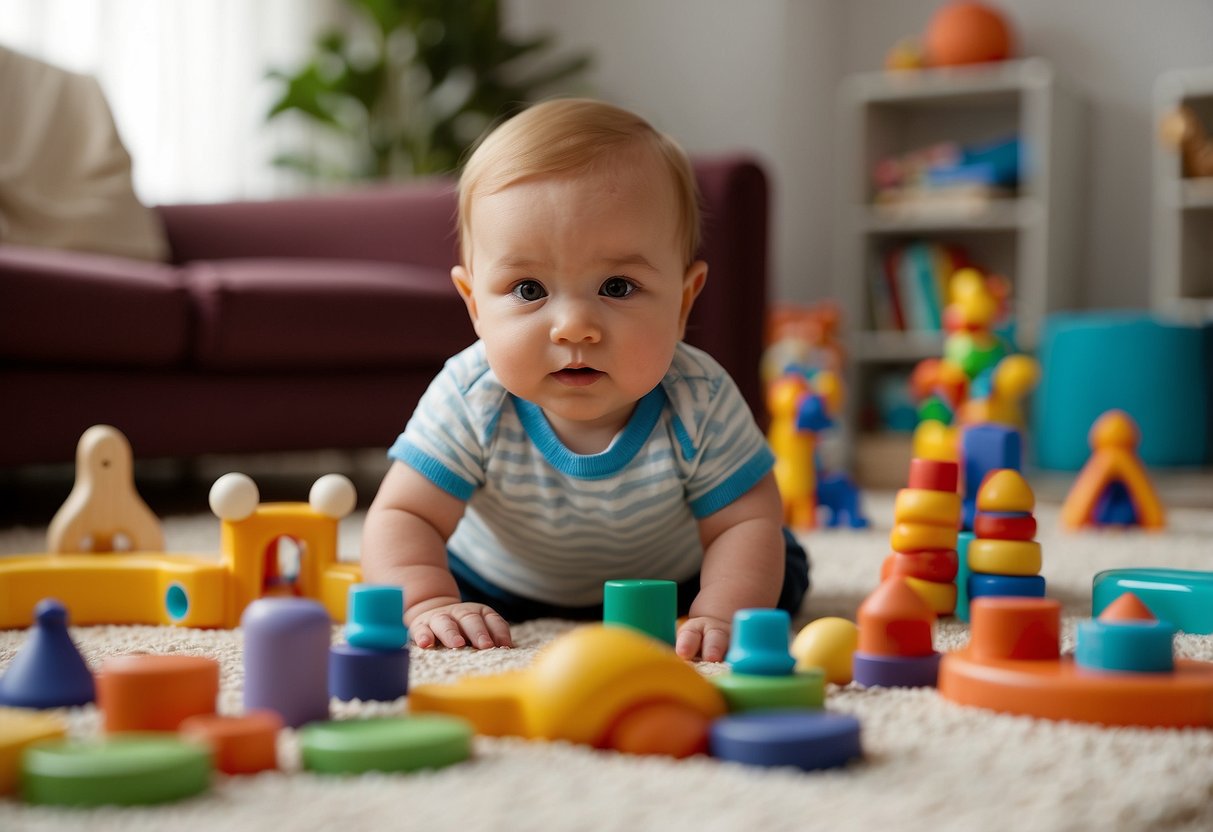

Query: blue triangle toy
[0,598,96,708]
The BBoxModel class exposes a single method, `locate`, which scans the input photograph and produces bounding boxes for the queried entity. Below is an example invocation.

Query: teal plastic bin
[1032,312,1212,470]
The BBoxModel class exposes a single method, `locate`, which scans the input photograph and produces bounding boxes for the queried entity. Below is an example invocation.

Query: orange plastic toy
[939,597,1213,727]
[883,458,961,615]
[852,578,942,688]
[96,654,220,732]
[179,711,282,774]
[1059,410,1165,530]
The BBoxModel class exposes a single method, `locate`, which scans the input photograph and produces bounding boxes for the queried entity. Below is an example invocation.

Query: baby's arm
[361,461,512,649]
[678,472,785,662]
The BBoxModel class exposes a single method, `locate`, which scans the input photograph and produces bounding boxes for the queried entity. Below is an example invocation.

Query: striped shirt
[389,340,774,606]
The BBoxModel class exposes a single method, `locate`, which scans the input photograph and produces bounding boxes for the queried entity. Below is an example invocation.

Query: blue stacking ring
[710,711,862,771]
[968,573,1047,600]
[1074,619,1175,673]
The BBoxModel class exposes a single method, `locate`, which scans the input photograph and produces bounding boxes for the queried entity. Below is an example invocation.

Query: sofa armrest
[687,155,770,421]
[157,178,459,270]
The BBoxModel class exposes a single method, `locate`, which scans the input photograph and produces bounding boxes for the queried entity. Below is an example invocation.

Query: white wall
[507,0,1213,311]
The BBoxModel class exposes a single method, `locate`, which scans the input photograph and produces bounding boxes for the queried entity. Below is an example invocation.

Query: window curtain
[0,0,330,205]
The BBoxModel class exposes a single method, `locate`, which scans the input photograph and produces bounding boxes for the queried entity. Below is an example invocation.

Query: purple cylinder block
[242,598,331,728]
[852,651,941,689]
[329,644,409,702]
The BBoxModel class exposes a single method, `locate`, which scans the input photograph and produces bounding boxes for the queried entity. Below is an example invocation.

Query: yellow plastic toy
[1060,410,1165,531]
[0,708,66,795]
[790,617,859,685]
[0,428,362,629]
[408,625,726,753]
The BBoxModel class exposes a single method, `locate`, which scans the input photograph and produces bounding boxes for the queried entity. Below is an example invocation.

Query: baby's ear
[451,266,479,328]
[678,260,709,333]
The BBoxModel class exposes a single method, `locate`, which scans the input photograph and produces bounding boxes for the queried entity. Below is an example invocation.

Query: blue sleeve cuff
[388,439,476,501]
[689,447,776,518]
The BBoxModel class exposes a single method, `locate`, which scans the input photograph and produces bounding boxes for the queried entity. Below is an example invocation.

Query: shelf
[1180,179,1213,210]
[852,330,944,362]
[846,58,1054,106]
[858,197,1037,233]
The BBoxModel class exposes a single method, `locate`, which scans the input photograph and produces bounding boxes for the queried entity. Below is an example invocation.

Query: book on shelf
[869,241,969,333]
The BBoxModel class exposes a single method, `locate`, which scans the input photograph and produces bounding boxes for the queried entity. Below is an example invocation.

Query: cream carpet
[3,493,1213,832]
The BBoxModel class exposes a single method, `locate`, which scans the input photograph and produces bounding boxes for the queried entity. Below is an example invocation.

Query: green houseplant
[266,0,592,181]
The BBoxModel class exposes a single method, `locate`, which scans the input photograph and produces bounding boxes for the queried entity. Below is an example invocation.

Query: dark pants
[448,528,811,623]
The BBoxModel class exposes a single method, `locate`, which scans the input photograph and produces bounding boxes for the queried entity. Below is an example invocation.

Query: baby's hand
[409,602,513,650]
[676,616,731,662]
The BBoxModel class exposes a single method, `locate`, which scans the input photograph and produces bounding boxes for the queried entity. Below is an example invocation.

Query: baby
[361,98,809,661]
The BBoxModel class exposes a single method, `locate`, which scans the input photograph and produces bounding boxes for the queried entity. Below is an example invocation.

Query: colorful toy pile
[882,459,961,616]
[967,470,1046,605]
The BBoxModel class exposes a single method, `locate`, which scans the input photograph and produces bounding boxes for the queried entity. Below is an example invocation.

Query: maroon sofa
[0,156,769,467]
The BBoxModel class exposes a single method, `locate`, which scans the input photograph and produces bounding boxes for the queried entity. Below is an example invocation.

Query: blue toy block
[329,644,410,702]
[1033,312,1212,469]
[795,393,834,433]
[1092,481,1138,526]
[725,609,795,676]
[344,585,409,651]
[852,652,940,688]
[816,473,870,529]
[955,531,974,623]
[0,599,95,709]
[961,424,1022,530]
[1075,619,1175,673]
[968,573,1047,601]
[1093,569,1213,635]
[709,711,862,771]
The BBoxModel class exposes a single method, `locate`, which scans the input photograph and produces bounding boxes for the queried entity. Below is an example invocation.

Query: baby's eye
[600,276,636,299]
[511,280,547,302]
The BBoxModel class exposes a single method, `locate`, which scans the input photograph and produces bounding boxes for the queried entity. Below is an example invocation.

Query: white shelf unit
[833,59,1084,470]
[1153,66,1213,321]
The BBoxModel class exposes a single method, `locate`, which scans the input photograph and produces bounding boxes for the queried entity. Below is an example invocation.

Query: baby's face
[453,146,706,440]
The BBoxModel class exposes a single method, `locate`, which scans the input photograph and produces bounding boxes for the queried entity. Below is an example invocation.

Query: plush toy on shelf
[1159,105,1213,179]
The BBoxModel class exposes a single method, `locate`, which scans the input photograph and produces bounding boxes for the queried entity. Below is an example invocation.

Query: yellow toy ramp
[408,625,726,747]
[0,553,229,629]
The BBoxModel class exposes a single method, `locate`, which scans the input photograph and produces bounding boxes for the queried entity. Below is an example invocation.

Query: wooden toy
[20,734,212,806]
[0,599,95,709]
[0,455,363,629]
[1060,410,1165,530]
[46,424,164,553]
[300,716,474,775]
[709,711,863,772]
[790,617,859,685]
[179,711,282,775]
[710,670,825,713]
[602,579,677,645]
[725,609,796,676]
[96,654,219,732]
[852,578,941,688]
[0,708,66,795]
[939,596,1213,727]
[409,625,726,756]
[242,598,332,728]
[1093,568,1213,635]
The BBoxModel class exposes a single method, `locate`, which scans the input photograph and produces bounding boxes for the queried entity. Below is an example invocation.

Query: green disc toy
[710,669,826,713]
[21,733,212,806]
[300,715,473,774]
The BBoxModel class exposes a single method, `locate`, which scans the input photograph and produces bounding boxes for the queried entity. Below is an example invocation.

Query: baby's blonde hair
[456,98,701,268]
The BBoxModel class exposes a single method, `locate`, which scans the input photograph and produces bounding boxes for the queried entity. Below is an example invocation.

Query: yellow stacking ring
[894,488,962,527]
[891,522,959,553]
[967,539,1042,576]
[903,576,957,615]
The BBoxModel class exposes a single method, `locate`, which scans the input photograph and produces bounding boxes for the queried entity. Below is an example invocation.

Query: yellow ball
[790,617,859,685]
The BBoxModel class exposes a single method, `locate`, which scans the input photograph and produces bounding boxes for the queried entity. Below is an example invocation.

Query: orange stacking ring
[973,513,1037,540]
[96,654,220,732]
[890,522,959,553]
[967,539,1041,576]
[179,710,283,774]
[968,597,1060,662]
[885,549,959,583]
[893,489,962,528]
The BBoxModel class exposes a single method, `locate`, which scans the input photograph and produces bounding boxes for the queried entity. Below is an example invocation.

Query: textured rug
[3,493,1213,832]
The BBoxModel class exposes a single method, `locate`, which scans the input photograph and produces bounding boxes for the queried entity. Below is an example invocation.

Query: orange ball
[925,2,1014,67]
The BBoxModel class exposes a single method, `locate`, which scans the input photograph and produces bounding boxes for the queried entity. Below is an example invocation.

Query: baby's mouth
[551,366,605,387]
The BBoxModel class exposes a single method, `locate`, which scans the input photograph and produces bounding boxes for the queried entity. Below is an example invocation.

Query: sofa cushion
[186,259,476,371]
[0,245,189,367]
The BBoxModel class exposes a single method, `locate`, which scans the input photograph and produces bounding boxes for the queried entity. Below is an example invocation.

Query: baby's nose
[550,299,602,343]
